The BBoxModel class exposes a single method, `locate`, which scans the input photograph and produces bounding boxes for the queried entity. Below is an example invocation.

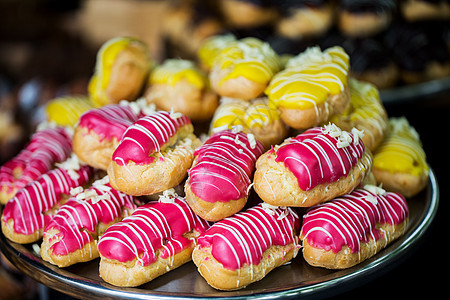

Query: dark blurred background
[0,0,448,299]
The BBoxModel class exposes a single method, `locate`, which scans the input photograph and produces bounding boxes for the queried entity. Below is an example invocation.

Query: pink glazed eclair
[185,129,264,221]
[41,176,136,267]
[107,111,201,196]
[254,123,372,207]
[192,203,300,290]
[98,192,209,287]
[1,156,93,244]
[0,126,72,204]
[301,186,409,269]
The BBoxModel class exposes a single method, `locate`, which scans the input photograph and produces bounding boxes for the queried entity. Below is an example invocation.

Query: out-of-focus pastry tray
[380,77,450,104]
[0,170,439,299]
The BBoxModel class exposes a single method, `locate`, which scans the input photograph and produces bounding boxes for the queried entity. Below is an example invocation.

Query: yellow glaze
[198,34,237,70]
[149,59,207,90]
[211,97,280,131]
[330,78,387,150]
[45,96,94,127]
[373,117,428,177]
[265,46,349,110]
[88,36,151,106]
[213,37,281,85]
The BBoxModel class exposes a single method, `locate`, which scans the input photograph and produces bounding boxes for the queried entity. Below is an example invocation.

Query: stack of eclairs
[0,35,429,291]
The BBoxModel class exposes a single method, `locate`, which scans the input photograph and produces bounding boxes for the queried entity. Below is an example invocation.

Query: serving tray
[0,170,439,299]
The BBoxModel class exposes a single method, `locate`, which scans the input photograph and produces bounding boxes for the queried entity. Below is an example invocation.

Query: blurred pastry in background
[321,33,399,89]
[88,36,152,107]
[384,21,450,84]
[338,0,396,37]
[162,0,224,60]
[276,0,335,39]
[400,0,450,22]
[219,0,279,29]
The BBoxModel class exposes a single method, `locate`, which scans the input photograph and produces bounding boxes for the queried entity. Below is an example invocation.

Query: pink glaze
[197,203,300,270]
[98,196,209,266]
[2,165,93,236]
[112,111,191,166]
[43,183,136,256]
[301,188,409,254]
[0,127,72,194]
[188,130,264,202]
[275,127,365,191]
[78,104,138,142]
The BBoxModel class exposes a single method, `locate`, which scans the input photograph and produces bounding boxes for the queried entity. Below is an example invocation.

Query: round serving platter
[0,170,439,299]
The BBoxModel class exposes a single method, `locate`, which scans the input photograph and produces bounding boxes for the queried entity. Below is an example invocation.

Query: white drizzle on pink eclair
[196,203,300,271]
[97,192,209,266]
[301,186,409,254]
[2,155,93,238]
[43,176,136,259]
[187,129,264,202]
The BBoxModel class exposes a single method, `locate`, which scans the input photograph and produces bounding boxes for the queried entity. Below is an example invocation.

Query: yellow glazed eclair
[330,78,388,151]
[145,59,218,121]
[265,46,350,130]
[88,36,152,106]
[210,97,287,149]
[372,117,429,197]
[197,34,237,72]
[209,37,281,101]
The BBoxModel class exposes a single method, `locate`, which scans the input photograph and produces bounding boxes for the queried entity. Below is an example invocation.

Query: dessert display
[185,129,264,221]
[0,30,433,296]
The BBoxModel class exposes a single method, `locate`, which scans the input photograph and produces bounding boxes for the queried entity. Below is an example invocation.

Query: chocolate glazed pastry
[383,21,450,84]
[275,0,334,39]
[321,33,399,89]
[338,0,396,37]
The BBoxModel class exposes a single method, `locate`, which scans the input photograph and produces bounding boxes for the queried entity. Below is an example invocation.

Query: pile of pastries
[0,35,429,291]
[163,0,450,90]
